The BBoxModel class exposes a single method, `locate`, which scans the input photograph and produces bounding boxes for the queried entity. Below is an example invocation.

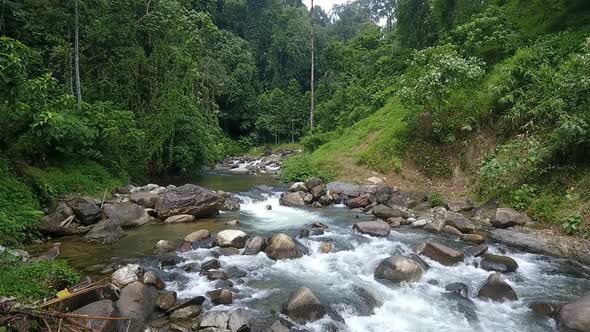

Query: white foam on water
[167,191,590,332]
[237,193,330,231]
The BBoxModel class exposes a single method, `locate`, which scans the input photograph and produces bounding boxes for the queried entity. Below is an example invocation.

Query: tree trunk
[74,0,82,105]
[309,0,315,132]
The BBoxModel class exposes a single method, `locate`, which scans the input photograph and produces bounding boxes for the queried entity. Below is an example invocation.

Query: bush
[301,132,334,152]
[24,160,125,206]
[280,155,335,183]
[0,253,79,301]
[0,160,42,245]
[428,192,447,207]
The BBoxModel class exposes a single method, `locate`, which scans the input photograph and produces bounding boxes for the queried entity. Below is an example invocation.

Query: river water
[45,171,590,332]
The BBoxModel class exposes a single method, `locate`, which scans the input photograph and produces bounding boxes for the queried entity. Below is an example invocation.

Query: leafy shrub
[562,212,583,235]
[451,6,519,61]
[24,160,125,206]
[301,132,334,152]
[0,160,42,245]
[399,44,484,142]
[0,254,79,301]
[428,192,446,207]
[508,184,537,211]
[280,155,335,183]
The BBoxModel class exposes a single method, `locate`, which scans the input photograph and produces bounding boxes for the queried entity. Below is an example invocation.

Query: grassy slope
[307,97,408,182]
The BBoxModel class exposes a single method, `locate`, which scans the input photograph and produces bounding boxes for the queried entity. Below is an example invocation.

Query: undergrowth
[0,252,80,301]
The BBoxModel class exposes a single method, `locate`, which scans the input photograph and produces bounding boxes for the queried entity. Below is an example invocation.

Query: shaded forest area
[1,0,590,245]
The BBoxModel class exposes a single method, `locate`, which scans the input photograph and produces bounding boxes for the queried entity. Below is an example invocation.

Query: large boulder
[348,194,371,209]
[462,233,485,245]
[216,230,248,248]
[37,202,92,236]
[492,208,531,228]
[310,184,327,200]
[207,288,233,305]
[305,177,323,190]
[326,182,362,197]
[480,254,518,273]
[417,242,464,266]
[72,199,102,225]
[281,287,326,323]
[221,197,241,211]
[130,192,160,209]
[228,309,250,332]
[279,191,306,206]
[353,220,390,237]
[155,184,223,219]
[83,219,125,244]
[444,211,475,233]
[104,202,152,228]
[464,244,488,257]
[243,235,266,255]
[424,211,446,234]
[266,233,303,260]
[116,281,158,332]
[289,182,308,192]
[111,264,141,287]
[374,256,424,283]
[184,230,210,242]
[477,273,518,302]
[143,270,165,290]
[170,304,201,321]
[72,300,124,332]
[157,291,177,311]
[200,311,230,330]
[372,204,403,219]
[375,185,393,204]
[557,295,590,332]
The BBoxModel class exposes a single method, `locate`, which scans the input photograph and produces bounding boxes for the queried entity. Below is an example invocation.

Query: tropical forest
[0,0,589,331]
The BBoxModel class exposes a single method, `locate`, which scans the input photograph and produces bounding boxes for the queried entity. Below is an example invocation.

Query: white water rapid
[164,192,590,332]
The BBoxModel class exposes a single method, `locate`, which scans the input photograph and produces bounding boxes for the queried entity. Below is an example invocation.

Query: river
[40,171,590,332]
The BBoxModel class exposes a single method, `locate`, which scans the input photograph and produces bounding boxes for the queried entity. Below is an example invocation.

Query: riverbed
[39,171,590,332]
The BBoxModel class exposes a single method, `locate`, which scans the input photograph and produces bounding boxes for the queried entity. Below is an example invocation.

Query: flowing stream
[39,171,590,332]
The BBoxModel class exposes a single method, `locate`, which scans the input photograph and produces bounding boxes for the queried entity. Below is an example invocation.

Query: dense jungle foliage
[1,0,590,247]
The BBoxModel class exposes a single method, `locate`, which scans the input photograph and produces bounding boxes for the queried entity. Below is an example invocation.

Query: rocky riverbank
[4,176,590,331]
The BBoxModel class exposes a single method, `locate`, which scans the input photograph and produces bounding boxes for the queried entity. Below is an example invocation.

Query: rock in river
[207,288,233,305]
[492,208,531,228]
[184,229,210,242]
[72,199,102,225]
[464,244,488,257]
[281,287,326,323]
[116,281,158,332]
[416,242,464,266]
[104,202,152,227]
[155,184,223,219]
[279,191,306,206]
[480,254,519,273]
[372,204,403,219]
[444,211,475,233]
[374,255,424,283]
[216,230,248,248]
[557,295,590,332]
[243,235,266,255]
[83,219,125,244]
[266,233,303,260]
[164,214,195,223]
[289,182,308,192]
[477,273,518,302]
[353,220,390,237]
[72,300,124,332]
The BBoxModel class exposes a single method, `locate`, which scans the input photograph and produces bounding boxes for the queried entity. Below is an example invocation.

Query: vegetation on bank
[282,0,590,237]
[0,252,80,301]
